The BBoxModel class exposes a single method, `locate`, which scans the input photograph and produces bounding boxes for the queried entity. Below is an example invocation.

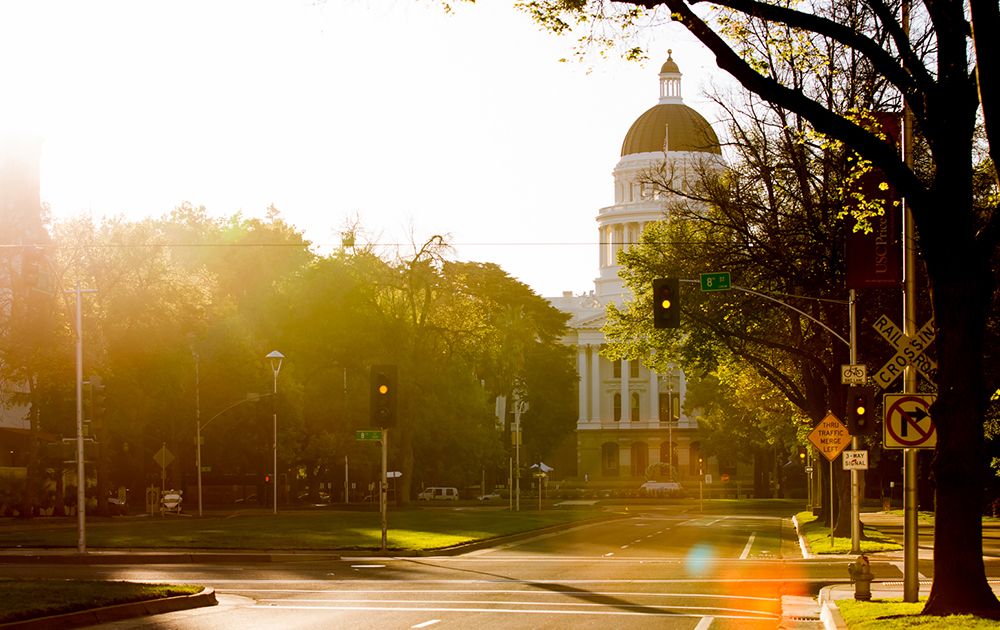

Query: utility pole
[67,283,96,554]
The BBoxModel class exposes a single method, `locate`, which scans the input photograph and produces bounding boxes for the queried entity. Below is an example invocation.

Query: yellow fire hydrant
[848,554,873,601]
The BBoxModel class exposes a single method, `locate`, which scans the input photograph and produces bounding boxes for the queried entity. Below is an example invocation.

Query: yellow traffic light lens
[661,299,672,309]
[378,384,389,395]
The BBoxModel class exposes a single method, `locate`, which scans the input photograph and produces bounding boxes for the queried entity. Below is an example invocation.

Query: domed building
[548,52,724,488]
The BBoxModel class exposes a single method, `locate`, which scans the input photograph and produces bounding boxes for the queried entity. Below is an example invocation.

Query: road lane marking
[251,603,777,620]
[603,552,614,557]
[890,561,927,580]
[694,616,715,630]
[412,620,440,628]
[740,533,756,560]
[351,564,386,569]
[224,589,777,603]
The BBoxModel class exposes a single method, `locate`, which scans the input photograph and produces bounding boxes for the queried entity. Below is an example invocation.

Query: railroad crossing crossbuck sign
[883,393,937,449]
[872,314,937,389]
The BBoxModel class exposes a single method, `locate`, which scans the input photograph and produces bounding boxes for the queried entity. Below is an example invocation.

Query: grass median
[0,506,610,551]
[0,580,202,624]
[838,599,1000,629]
[795,511,903,554]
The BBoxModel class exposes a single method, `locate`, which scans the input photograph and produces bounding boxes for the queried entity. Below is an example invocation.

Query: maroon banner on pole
[846,112,902,289]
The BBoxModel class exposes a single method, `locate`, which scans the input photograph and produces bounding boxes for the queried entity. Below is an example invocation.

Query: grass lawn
[0,507,609,551]
[796,511,903,554]
[838,599,1000,629]
[0,580,202,624]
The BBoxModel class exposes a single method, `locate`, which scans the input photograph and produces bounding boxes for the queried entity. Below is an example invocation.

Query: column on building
[648,367,659,424]
[590,348,601,423]
[577,344,589,424]
[621,359,630,422]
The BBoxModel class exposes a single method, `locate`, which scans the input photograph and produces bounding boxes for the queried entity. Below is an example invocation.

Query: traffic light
[90,375,107,427]
[652,278,680,329]
[847,386,876,435]
[370,365,398,428]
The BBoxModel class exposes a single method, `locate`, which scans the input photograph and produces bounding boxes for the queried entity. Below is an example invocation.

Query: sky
[1,0,727,298]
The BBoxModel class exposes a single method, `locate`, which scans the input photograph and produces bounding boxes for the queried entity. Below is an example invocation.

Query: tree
[517,0,999,615]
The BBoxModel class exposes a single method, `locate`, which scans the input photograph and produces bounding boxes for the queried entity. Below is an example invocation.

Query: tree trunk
[922,248,999,615]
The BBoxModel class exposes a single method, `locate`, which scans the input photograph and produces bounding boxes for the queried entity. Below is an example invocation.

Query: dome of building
[620,105,721,156]
[620,51,721,157]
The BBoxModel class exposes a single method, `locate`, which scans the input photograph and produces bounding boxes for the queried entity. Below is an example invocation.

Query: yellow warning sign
[808,413,852,462]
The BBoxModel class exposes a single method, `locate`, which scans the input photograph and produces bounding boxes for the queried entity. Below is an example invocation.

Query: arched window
[601,443,619,477]
[630,392,640,422]
[631,442,648,477]
[613,393,622,422]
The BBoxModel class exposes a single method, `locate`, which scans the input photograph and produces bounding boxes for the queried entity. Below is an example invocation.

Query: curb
[0,587,217,630]
[818,586,847,630]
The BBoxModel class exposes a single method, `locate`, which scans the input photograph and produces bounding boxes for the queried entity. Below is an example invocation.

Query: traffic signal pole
[849,289,861,554]
[381,429,388,552]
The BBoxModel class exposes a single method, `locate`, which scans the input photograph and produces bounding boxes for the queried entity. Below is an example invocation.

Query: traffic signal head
[90,375,106,420]
[847,386,876,435]
[370,365,398,428]
[652,278,680,329]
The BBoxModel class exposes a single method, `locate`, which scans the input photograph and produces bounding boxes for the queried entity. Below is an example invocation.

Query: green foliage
[8,207,575,512]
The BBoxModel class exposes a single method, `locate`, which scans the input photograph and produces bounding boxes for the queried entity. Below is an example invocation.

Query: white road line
[740,533,756,560]
[694,616,715,630]
[251,604,778,620]
[224,589,777,603]
[255,599,775,616]
[412,620,440,628]
[603,552,614,557]
[890,561,928,580]
[351,564,385,569]
[620,545,629,549]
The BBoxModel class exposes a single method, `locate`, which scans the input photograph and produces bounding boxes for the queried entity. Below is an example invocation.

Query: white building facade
[548,53,724,486]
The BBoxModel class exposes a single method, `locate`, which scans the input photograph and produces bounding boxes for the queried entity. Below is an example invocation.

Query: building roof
[620,51,721,157]
[620,103,722,156]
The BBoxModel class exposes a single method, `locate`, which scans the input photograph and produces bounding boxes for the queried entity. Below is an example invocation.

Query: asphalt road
[0,505,840,629]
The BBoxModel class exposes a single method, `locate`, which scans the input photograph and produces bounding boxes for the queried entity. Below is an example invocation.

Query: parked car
[639,481,683,497]
[417,487,459,501]
[477,492,502,502]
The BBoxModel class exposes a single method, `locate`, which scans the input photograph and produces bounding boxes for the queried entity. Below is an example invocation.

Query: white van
[417,487,459,501]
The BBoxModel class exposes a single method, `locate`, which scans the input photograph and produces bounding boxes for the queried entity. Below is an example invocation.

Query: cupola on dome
[620,51,721,157]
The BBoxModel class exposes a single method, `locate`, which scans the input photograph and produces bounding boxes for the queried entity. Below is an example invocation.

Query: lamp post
[266,350,284,515]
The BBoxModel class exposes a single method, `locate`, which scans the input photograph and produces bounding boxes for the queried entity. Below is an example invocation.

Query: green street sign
[699,272,732,292]
[356,430,383,441]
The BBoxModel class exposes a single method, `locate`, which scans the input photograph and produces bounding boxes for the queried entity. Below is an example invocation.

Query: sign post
[808,413,852,547]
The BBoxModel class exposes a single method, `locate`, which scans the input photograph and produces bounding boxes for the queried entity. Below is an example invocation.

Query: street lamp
[266,350,284,515]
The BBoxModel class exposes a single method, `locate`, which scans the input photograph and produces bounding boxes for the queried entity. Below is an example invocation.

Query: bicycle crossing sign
[883,393,937,449]
[841,364,867,385]
[872,315,937,389]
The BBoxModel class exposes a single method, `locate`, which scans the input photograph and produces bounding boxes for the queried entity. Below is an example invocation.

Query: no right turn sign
[883,393,937,449]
